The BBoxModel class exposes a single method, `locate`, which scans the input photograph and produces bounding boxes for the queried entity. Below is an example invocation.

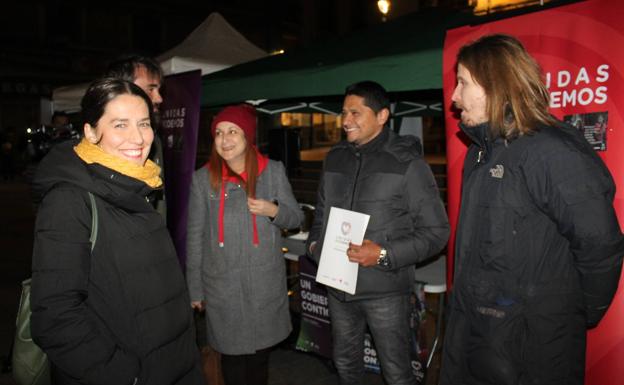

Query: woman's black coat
[31,141,203,385]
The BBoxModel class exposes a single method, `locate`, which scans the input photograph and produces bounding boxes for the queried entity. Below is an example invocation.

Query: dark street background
[0,177,35,385]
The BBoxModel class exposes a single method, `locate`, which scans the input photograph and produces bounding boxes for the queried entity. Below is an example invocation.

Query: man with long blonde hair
[441,34,624,385]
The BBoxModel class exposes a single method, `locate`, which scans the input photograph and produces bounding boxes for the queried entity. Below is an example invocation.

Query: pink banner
[443,1,624,382]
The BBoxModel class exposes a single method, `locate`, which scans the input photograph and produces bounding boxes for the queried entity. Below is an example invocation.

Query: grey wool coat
[186,160,304,355]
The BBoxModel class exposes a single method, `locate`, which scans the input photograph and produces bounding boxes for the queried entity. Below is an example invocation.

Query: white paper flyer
[315,207,370,294]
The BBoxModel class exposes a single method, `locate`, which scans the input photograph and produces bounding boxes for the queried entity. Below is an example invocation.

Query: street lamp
[377,0,390,21]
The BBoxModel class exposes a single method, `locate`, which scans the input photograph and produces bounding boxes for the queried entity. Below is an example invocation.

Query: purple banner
[160,70,201,268]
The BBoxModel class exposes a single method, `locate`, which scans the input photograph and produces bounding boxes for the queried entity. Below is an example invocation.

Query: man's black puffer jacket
[30,141,203,385]
[441,122,624,385]
[308,128,449,301]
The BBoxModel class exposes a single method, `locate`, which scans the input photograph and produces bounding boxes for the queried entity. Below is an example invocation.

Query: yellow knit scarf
[74,138,162,188]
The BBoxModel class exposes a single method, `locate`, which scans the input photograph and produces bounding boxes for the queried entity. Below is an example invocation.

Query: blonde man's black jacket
[441,122,624,385]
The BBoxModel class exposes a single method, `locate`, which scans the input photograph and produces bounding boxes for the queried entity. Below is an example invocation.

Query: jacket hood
[385,129,422,162]
[32,140,155,212]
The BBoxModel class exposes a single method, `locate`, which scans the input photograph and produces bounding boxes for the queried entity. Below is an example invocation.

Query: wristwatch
[377,247,390,267]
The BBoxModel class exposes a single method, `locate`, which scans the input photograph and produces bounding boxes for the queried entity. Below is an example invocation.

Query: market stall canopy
[200,8,475,110]
[52,83,91,114]
[52,12,266,113]
[157,12,266,75]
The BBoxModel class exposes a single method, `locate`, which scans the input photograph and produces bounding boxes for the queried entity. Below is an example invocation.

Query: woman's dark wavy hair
[80,78,153,129]
[457,34,558,139]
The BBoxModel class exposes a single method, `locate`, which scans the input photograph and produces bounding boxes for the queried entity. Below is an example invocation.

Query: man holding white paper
[307,81,449,385]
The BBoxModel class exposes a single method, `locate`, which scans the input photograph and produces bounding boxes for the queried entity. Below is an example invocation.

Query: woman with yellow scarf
[30,78,202,385]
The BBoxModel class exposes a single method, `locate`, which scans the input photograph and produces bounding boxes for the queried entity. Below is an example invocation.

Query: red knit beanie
[211,104,257,144]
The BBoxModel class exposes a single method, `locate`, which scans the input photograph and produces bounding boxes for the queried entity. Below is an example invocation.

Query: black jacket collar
[349,126,389,153]
[460,122,504,164]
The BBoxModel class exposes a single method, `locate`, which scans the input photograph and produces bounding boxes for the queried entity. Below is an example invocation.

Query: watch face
[377,248,388,266]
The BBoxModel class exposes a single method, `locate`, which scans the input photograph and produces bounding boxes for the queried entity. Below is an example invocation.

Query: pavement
[0,176,440,385]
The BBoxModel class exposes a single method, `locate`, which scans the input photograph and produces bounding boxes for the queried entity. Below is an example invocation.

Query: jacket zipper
[455,143,488,278]
[349,150,362,210]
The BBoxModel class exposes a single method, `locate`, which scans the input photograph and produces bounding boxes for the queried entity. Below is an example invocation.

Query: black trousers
[221,348,271,385]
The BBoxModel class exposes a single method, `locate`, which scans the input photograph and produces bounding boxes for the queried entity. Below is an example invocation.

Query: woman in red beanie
[185,104,303,385]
